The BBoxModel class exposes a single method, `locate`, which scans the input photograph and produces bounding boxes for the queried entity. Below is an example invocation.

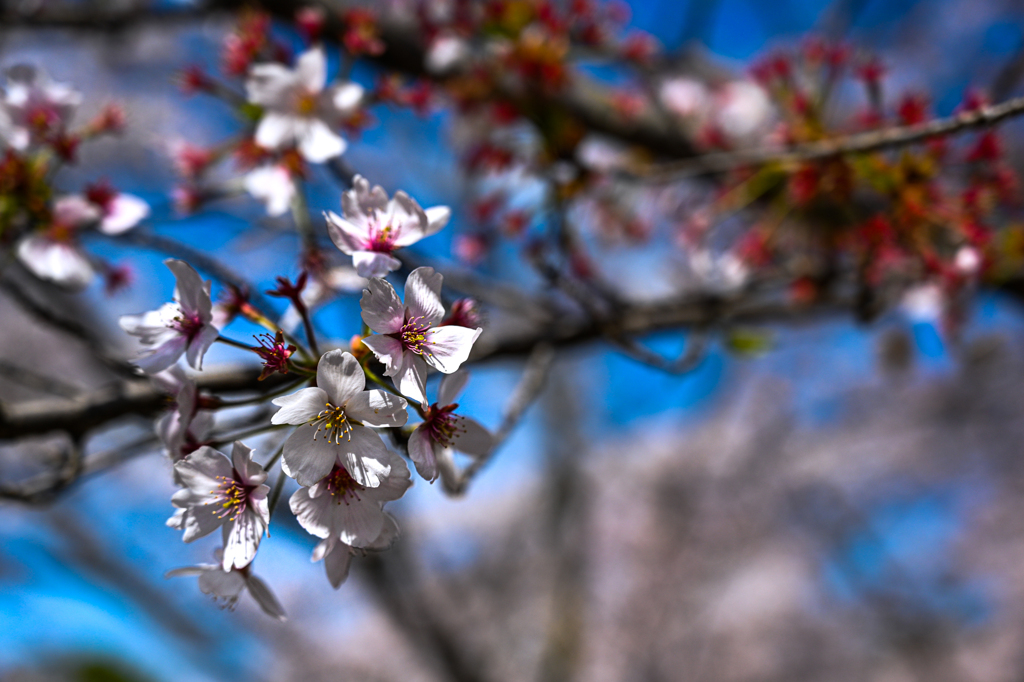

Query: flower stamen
[311,402,353,443]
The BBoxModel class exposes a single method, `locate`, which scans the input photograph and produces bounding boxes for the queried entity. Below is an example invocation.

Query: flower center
[425,404,459,448]
[397,316,432,355]
[210,475,250,520]
[295,90,318,116]
[324,464,362,505]
[26,103,60,135]
[311,402,353,443]
[364,213,398,253]
[170,309,204,342]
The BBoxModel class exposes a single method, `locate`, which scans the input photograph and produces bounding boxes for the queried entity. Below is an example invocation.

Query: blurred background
[4,0,1024,680]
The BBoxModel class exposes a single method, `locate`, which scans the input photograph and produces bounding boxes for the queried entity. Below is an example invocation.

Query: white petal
[197,566,246,601]
[298,118,346,163]
[245,63,298,106]
[337,426,391,488]
[244,165,295,217]
[344,390,409,427]
[135,335,188,374]
[289,486,333,539]
[245,574,287,621]
[331,81,364,116]
[185,324,219,371]
[404,267,445,325]
[325,210,368,254]
[424,325,481,374]
[407,426,438,481]
[424,205,451,236]
[17,237,93,289]
[336,496,385,548]
[316,349,365,404]
[255,112,299,150]
[281,425,338,487]
[438,370,469,405]
[272,387,328,425]
[323,541,353,589]
[360,278,405,333]
[222,511,263,570]
[352,251,401,279]
[395,353,428,405]
[452,416,493,457]
[362,334,405,376]
[165,259,211,321]
[99,194,149,235]
[295,47,327,93]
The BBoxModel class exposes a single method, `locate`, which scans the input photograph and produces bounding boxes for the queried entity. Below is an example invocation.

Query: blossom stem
[209,423,288,447]
[216,335,257,351]
[214,378,310,407]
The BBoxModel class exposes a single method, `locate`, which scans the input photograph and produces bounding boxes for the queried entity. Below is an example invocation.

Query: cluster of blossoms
[121,156,485,613]
[0,64,148,290]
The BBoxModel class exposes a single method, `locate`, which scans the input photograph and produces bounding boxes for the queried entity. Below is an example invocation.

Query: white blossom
[408,371,492,482]
[714,81,773,147]
[425,34,470,74]
[0,64,81,150]
[245,46,363,163]
[168,441,270,571]
[244,164,296,217]
[271,349,408,487]
[289,448,409,552]
[152,365,213,464]
[325,175,451,278]
[360,267,482,404]
[166,551,286,621]
[119,259,220,373]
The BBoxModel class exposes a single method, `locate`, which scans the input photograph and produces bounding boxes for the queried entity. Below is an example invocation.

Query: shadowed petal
[344,390,408,427]
[407,426,437,481]
[272,387,328,425]
[281,425,337,486]
[360,278,404,333]
[316,350,365,404]
[404,267,445,325]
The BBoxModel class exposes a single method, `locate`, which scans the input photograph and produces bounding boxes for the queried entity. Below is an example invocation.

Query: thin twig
[625,94,1024,182]
[607,330,710,375]
[445,343,555,496]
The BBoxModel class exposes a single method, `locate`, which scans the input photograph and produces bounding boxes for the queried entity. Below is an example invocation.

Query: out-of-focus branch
[444,343,555,496]
[626,94,1024,181]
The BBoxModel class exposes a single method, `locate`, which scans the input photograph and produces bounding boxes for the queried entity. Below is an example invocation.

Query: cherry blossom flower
[166,551,286,621]
[168,441,270,571]
[0,64,81,150]
[360,267,482,404]
[152,365,214,464]
[119,259,220,373]
[313,511,399,589]
[325,175,452,278]
[244,164,296,217]
[408,371,493,482]
[271,349,408,487]
[16,190,149,288]
[245,46,364,162]
[425,34,470,75]
[289,448,409,551]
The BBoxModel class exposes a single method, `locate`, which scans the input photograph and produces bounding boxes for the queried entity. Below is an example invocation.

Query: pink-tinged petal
[404,267,445,325]
[244,574,287,621]
[298,118,346,162]
[395,353,428,405]
[337,426,391,488]
[438,370,469,406]
[245,166,294,217]
[185,324,219,371]
[255,112,299,150]
[362,334,404,375]
[222,511,263,570]
[424,205,451,236]
[452,416,493,457]
[165,259,211,320]
[346,175,388,214]
[17,237,93,289]
[245,63,298,106]
[316,349,365,404]
[344,390,408,427]
[389,193,429,247]
[197,566,246,600]
[407,426,438,482]
[367,511,401,551]
[325,210,368,254]
[424,325,481,374]
[119,303,179,344]
[295,47,327,92]
[360,278,405,333]
[231,441,267,486]
[53,195,100,226]
[272,387,328,425]
[99,194,149,235]
[281,425,337,486]
[322,541,353,589]
[135,335,188,374]
[337,497,385,548]
[289,486,332,539]
[352,251,401,279]
[331,81,364,116]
